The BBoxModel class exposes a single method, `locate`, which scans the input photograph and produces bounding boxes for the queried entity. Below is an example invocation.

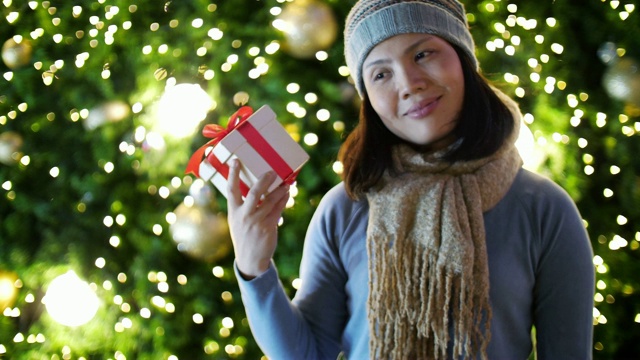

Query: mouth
[404,96,441,119]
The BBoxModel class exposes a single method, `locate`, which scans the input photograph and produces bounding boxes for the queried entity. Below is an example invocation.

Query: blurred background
[0,0,638,358]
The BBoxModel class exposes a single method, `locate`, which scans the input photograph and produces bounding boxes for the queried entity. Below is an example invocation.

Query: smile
[404,97,441,119]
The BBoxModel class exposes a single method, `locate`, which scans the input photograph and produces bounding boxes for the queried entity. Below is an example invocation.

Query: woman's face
[362,33,464,151]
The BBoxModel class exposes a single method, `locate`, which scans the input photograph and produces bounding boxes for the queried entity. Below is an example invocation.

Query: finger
[226,158,243,208]
[244,171,277,208]
[246,181,288,221]
[264,185,290,224]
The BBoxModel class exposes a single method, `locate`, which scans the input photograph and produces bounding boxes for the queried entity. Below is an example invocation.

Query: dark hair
[338,45,515,200]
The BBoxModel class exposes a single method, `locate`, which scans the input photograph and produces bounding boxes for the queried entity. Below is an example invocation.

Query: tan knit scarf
[365,94,523,359]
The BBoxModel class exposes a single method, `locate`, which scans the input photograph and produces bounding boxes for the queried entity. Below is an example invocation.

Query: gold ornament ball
[603,57,640,106]
[2,38,32,70]
[83,101,131,130]
[277,0,338,59]
[169,203,233,263]
[0,131,23,165]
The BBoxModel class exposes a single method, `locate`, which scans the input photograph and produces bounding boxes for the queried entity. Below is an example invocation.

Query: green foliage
[1,0,639,358]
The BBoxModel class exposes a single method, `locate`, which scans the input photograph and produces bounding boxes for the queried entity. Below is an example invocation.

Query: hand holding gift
[226,159,290,279]
[185,105,309,278]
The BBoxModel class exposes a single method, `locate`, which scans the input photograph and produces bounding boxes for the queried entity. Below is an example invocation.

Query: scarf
[365,93,523,359]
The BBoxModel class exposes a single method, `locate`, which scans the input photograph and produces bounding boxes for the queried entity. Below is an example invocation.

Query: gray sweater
[236,168,594,359]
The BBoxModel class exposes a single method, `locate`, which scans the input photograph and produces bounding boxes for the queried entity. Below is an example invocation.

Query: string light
[43,271,100,327]
[155,83,214,138]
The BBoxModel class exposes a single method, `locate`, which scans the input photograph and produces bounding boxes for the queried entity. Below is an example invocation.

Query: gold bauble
[603,57,640,106]
[2,38,32,70]
[277,0,338,59]
[169,203,232,262]
[83,101,131,130]
[0,131,23,165]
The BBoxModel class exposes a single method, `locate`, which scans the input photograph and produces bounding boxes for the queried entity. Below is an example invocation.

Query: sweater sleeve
[530,180,595,359]
[235,184,352,360]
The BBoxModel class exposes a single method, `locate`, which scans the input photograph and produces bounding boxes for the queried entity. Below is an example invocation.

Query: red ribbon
[185,106,253,176]
[237,122,294,181]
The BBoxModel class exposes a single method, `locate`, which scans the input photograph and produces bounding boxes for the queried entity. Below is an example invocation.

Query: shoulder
[506,168,580,213]
[308,182,369,240]
[487,168,585,240]
[494,168,588,246]
[316,182,369,219]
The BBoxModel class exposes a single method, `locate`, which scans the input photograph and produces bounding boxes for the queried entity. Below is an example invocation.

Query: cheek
[371,101,396,133]
[454,79,465,110]
[367,95,399,134]
[367,88,394,117]
[445,64,465,110]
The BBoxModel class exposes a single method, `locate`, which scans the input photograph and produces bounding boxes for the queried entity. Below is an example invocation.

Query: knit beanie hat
[344,0,477,97]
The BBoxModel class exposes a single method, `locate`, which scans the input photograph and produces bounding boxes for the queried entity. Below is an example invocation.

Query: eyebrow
[364,35,434,69]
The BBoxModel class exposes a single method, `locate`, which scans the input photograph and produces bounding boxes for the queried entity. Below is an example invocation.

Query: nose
[399,63,428,99]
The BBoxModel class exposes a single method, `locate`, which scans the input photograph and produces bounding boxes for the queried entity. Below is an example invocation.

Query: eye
[415,50,432,61]
[370,69,389,82]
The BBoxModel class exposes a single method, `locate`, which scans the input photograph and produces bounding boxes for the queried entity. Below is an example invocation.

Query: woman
[226,0,595,359]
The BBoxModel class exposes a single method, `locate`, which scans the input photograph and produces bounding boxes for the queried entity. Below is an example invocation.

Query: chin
[406,135,457,153]
[405,140,438,153]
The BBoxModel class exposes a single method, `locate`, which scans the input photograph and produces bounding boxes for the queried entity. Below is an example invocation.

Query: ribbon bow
[185,106,253,176]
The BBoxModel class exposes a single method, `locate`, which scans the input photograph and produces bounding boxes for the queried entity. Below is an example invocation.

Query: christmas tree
[1,0,638,358]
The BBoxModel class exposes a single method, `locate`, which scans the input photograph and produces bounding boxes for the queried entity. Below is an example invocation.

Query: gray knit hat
[344,0,477,97]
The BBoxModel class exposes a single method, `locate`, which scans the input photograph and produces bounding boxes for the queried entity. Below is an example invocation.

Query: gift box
[186,105,309,199]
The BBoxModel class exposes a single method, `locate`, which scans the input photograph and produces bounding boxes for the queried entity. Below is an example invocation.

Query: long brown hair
[338,46,515,200]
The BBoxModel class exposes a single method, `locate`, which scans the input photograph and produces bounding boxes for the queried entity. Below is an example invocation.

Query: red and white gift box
[186,105,309,199]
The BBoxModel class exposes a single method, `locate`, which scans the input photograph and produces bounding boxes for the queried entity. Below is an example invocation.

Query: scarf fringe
[368,235,491,359]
